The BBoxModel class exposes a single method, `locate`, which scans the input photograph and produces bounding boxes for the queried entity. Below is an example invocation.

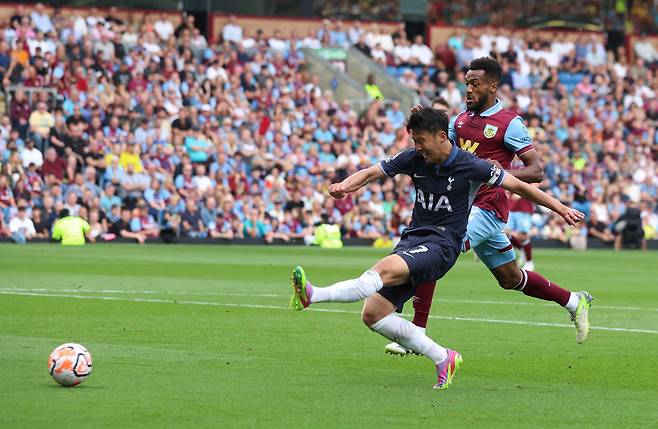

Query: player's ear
[490,80,499,94]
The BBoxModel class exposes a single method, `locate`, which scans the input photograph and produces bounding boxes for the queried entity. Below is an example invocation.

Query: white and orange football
[48,343,93,386]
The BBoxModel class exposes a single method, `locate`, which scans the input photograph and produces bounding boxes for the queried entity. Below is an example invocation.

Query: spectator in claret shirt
[10,90,31,138]
[209,212,234,239]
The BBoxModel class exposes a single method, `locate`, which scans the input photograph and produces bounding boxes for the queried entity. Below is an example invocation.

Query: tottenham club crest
[483,124,498,139]
[447,176,454,191]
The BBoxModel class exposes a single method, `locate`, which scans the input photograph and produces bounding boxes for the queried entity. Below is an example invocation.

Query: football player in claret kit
[290,108,585,389]
[385,57,593,357]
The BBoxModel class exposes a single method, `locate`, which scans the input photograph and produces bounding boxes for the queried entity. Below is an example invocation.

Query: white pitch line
[1,290,657,335]
[0,287,283,298]
[0,287,655,313]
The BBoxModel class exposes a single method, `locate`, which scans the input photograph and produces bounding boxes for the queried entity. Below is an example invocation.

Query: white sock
[564,293,580,313]
[370,314,448,364]
[309,270,383,303]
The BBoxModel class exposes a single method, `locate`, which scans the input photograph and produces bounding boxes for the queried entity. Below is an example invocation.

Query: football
[48,343,93,387]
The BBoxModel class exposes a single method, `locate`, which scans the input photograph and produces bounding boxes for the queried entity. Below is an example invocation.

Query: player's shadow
[48,383,106,390]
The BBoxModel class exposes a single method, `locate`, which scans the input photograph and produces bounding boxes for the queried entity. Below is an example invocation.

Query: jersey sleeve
[469,156,506,187]
[448,115,457,144]
[378,149,416,177]
[503,117,534,155]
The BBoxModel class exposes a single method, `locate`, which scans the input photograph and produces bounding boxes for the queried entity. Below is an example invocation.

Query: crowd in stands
[428,0,658,34]
[316,0,399,21]
[0,4,656,246]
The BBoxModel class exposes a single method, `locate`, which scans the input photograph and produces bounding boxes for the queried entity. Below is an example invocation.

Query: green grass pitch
[1,244,657,428]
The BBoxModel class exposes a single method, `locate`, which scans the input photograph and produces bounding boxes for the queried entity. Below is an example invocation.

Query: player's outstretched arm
[328,165,386,199]
[501,173,584,226]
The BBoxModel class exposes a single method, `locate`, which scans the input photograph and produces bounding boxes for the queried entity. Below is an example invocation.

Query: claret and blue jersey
[448,99,534,223]
[378,144,505,240]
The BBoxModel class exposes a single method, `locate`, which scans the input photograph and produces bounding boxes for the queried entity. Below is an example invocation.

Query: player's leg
[384,280,435,356]
[366,241,464,389]
[363,294,462,389]
[384,207,493,356]
[508,212,534,271]
[290,254,410,310]
[476,230,593,343]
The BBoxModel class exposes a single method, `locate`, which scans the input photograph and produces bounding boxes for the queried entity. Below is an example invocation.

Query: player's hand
[410,104,423,114]
[328,182,347,199]
[561,208,585,226]
[487,158,504,170]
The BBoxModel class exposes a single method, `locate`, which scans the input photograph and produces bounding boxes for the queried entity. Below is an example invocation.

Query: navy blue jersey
[379,145,505,239]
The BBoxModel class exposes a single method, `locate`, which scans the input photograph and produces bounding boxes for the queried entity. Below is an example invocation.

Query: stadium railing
[5,86,59,112]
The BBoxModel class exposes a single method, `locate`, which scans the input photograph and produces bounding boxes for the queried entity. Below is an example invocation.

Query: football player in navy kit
[289,108,584,389]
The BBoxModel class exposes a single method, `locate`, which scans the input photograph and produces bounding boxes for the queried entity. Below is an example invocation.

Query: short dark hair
[406,108,449,136]
[469,57,502,83]
[58,208,69,218]
[432,97,449,108]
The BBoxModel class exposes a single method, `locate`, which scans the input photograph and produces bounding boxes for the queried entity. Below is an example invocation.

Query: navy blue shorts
[379,230,460,312]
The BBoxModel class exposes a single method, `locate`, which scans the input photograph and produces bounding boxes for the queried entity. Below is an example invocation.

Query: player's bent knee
[492,263,523,290]
[362,308,381,327]
[498,271,523,290]
[362,295,395,328]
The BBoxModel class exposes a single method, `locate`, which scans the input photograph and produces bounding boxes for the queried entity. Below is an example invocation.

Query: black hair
[469,56,502,83]
[58,208,69,218]
[406,107,449,136]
